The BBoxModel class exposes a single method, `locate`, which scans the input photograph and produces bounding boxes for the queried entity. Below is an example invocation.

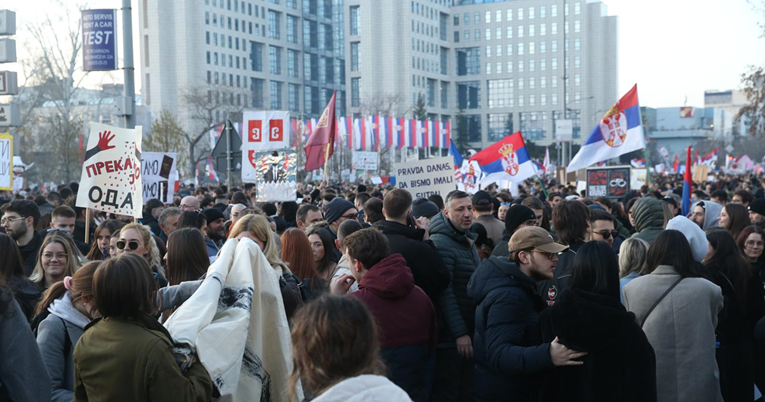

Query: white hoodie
[311,375,411,402]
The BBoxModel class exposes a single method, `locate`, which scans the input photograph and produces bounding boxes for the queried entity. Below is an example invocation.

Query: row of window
[454,3,580,27]
[455,21,580,43]
[485,40,579,58]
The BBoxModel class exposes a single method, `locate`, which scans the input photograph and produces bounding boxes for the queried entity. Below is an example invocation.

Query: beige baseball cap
[508,227,569,254]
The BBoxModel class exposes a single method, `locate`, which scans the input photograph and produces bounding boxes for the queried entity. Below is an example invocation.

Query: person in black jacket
[1,199,43,276]
[468,226,582,402]
[538,200,590,306]
[376,189,450,302]
[538,241,657,402]
[491,205,538,258]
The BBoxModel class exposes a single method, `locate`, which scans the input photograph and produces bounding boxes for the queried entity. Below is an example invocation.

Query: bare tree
[181,83,250,174]
[358,93,408,117]
[145,109,188,168]
[738,66,765,137]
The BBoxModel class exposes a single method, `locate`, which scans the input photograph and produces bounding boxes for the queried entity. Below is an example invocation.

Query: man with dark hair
[749,199,765,229]
[330,219,365,293]
[58,187,74,203]
[548,191,563,208]
[710,190,728,205]
[49,205,90,255]
[428,194,445,212]
[46,191,62,207]
[588,209,619,247]
[428,190,479,401]
[472,191,504,245]
[469,227,578,401]
[538,200,590,306]
[363,198,384,224]
[332,227,436,402]
[520,197,545,228]
[37,193,56,215]
[141,199,164,236]
[1,200,43,275]
[732,189,754,207]
[158,207,182,242]
[296,204,323,231]
[377,189,450,303]
[201,208,226,262]
[323,197,358,237]
[355,192,372,222]
[491,204,539,258]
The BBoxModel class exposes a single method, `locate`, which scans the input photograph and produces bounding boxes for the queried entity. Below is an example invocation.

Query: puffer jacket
[428,212,480,345]
[630,198,665,245]
[537,242,583,306]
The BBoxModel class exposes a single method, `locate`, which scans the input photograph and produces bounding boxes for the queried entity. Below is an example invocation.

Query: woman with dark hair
[306,225,338,284]
[279,201,299,228]
[737,225,765,281]
[35,262,100,402]
[85,219,123,261]
[704,228,765,402]
[72,254,213,401]
[289,295,410,401]
[281,228,326,295]
[538,241,657,402]
[0,233,40,320]
[717,203,750,241]
[623,230,724,402]
[470,222,495,260]
[178,210,207,232]
[165,228,209,286]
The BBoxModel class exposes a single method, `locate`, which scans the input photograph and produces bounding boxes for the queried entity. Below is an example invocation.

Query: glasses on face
[746,240,764,248]
[593,230,620,239]
[531,249,559,260]
[43,253,68,261]
[0,216,24,225]
[116,240,140,250]
[500,202,512,207]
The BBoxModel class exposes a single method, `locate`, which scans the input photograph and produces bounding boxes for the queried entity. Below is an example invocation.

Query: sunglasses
[116,240,140,250]
[594,230,620,239]
[500,202,512,207]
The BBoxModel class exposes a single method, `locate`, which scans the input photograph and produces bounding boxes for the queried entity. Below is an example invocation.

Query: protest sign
[76,123,143,217]
[586,166,630,200]
[251,148,297,202]
[141,152,177,204]
[395,157,455,198]
[352,151,378,171]
[630,168,647,192]
[0,132,11,190]
[241,111,290,182]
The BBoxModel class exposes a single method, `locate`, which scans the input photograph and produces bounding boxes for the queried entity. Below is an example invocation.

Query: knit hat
[750,198,765,216]
[324,197,356,224]
[201,208,225,224]
[666,216,709,263]
[505,205,538,234]
[472,190,493,207]
[412,198,439,219]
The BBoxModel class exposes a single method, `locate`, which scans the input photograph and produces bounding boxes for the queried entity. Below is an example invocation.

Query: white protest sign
[394,156,455,198]
[76,123,143,217]
[142,152,177,204]
[0,132,11,190]
[251,149,297,202]
[352,151,378,171]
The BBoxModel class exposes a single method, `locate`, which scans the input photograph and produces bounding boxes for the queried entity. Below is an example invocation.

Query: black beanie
[412,198,439,219]
[505,205,537,234]
[324,197,356,224]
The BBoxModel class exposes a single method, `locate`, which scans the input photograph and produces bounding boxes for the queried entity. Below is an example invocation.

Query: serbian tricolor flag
[701,148,718,166]
[406,119,417,148]
[382,116,394,149]
[345,117,353,150]
[336,117,346,148]
[449,139,463,183]
[543,147,551,173]
[630,158,646,168]
[396,118,405,149]
[421,120,430,149]
[372,115,381,150]
[431,121,440,148]
[682,146,692,216]
[353,118,362,150]
[205,157,219,181]
[304,90,337,171]
[567,84,646,172]
[440,121,451,148]
[673,154,680,173]
[470,132,536,186]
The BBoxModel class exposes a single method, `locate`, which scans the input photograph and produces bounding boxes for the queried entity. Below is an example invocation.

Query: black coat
[19,231,44,277]
[375,220,450,302]
[537,289,657,402]
[490,229,512,258]
[467,256,553,402]
[141,211,162,237]
[537,242,584,306]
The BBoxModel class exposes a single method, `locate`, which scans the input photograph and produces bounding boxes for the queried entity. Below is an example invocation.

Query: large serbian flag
[567,84,646,172]
[470,131,536,186]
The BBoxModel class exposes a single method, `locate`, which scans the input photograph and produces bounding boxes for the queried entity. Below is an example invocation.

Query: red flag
[673,154,679,173]
[304,91,337,171]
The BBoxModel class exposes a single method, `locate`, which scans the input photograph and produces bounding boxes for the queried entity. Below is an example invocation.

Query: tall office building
[138,0,617,147]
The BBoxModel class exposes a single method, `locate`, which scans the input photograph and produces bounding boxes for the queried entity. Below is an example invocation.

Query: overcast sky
[6,0,765,108]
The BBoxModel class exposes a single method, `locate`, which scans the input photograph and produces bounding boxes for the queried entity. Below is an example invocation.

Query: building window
[486,46,491,58]
[541,94,547,105]
[351,42,361,71]
[575,56,581,68]
[574,20,581,33]
[496,45,502,57]
[488,79,513,109]
[286,15,298,43]
[463,12,469,25]
[456,47,481,76]
[475,29,480,41]
[575,74,581,86]
[551,4,558,17]
[506,26,513,39]
[250,77,264,108]
[270,81,282,109]
[496,27,502,40]
[551,23,558,35]
[485,10,491,23]
[250,41,263,71]
[350,6,360,35]
[496,62,502,74]
[506,9,513,21]
[540,41,546,53]
[518,60,523,72]
[529,42,535,54]
[529,60,535,71]
[574,2,581,15]
[529,7,535,19]
[575,38,581,51]
[269,45,281,74]
[457,81,481,109]
[496,10,502,22]
[268,11,280,39]
[552,76,558,87]
[551,58,558,70]
[506,61,513,73]
[287,49,298,77]
[551,40,558,52]
[288,83,299,111]
[453,15,459,26]
[517,43,524,55]
[441,82,449,108]
[351,78,360,107]
[488,113,513,141]
[518,26,524,38]
[541,76,547,88]
[427,79,436,107]
[552,93,558,105]
[464,30,470,42]
[507,44,513,56]
[486,63,492,74]
[540,6,546,18]
[541,58,547,71]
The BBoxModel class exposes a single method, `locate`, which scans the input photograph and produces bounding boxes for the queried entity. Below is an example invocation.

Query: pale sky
[5,0,765,108]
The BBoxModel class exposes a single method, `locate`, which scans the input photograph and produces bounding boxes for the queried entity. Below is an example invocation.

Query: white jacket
[312,375,411,402]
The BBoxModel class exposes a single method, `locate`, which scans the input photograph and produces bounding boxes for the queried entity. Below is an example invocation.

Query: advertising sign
[395,156,455,198]
[586,166,630,200]
[76,123,143,217]
[352,151,378,171]
[81,9,118,71]
[142,152,177,204]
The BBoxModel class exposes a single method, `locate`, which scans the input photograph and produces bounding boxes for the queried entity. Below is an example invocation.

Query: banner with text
[252,149,297,202]
[394,156,455,199]
[81,9,118,71]
[0,132,11,190]
[586,166,630,200]
[352,151,378,171]
[142,152,177,204]
[76,123,143,217]
[242,110,290,182]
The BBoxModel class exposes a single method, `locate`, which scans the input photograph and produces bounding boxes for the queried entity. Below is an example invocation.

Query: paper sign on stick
[395,157,455,198]
[142,152,177,204]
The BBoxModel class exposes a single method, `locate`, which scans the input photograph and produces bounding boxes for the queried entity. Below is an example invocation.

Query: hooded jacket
[351,253,436,401]
[692,200,723,230]
[428,212,480,344]
[467,256,553,402]
[375,220,451,302]
[631,198,665,245]
[537,289,657,402]
[311,375,411,402]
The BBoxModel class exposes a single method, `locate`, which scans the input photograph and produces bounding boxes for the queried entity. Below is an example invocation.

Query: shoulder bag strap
[640,277,684,328]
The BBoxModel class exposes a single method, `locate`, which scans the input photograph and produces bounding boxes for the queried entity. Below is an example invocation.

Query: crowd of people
[3,173,765,401]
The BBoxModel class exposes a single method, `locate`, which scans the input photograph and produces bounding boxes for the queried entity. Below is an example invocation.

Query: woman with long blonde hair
[229,214,302,318]
[116,223,167,287]
[29,234,81,292]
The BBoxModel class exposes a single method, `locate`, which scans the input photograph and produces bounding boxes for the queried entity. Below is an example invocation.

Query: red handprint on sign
[85,131,116,160]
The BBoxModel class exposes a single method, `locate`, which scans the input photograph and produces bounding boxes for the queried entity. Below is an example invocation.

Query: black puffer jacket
[467,256,553,402]
[491,229,513,258]
[537,242,583,306]
[428,212,480,344]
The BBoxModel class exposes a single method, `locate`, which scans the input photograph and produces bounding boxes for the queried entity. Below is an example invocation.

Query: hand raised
[97,131,116,151]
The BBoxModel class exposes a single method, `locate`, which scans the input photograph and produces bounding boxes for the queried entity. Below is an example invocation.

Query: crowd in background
[2,171,765,401]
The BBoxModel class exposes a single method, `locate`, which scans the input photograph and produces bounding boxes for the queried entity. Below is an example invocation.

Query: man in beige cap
[469,227,584,401]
